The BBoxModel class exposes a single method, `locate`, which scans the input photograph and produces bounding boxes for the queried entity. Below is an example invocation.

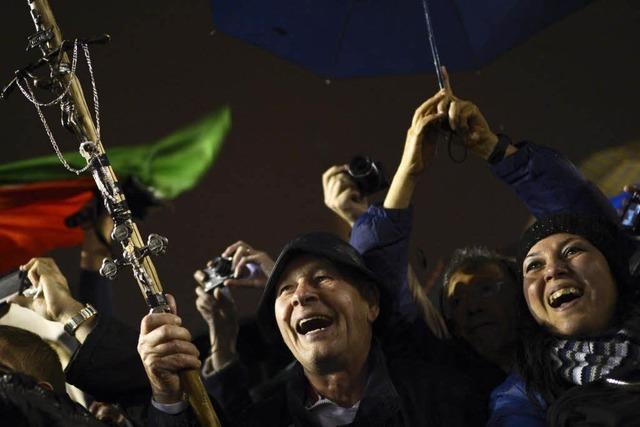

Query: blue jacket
[487,374,546,427]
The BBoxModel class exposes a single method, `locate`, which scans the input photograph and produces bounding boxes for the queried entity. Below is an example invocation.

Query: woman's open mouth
[548,287,583,309]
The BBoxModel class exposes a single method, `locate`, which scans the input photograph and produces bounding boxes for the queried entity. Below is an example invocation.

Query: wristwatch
[63,304,98,336]
[487,133,512,165]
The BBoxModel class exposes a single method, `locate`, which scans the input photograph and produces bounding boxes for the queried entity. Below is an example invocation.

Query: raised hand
[194,286,239,371]
[322,165,369,226]
[223,240,274,288]
[8,257,83,324]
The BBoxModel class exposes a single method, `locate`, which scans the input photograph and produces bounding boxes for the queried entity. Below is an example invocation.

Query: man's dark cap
[257,232,389,344]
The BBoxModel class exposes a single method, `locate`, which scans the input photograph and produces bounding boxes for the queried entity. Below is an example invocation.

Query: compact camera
[0,270,33,304]
[346,156,389,196]
[199,256,259,294]
[199,257,234,293]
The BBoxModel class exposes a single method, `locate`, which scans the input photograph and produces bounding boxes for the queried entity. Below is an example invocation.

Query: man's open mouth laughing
[295,314,334,338]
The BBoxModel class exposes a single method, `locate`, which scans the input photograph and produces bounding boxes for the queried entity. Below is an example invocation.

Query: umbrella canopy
[211,0,592,78]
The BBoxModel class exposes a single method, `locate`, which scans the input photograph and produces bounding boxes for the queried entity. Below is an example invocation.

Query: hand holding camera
[194,241,274,369]
[0,269,32,305]
[194,241,274,294]
[323,164,370,226]
[194,285,238,370]
[8,258,83,325]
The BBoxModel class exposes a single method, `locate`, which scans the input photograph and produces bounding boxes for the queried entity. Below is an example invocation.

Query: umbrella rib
[329,0,357,80]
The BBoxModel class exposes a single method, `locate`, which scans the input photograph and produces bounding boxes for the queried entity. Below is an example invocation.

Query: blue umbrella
[211,0,592,79]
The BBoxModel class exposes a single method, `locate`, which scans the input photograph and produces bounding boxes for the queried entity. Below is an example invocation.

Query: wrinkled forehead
[276,255,340,289]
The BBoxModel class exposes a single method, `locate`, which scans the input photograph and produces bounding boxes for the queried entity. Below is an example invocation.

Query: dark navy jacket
[202,341,487,426]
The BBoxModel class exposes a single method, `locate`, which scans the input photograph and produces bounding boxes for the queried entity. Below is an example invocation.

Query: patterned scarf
[551,328,640,385]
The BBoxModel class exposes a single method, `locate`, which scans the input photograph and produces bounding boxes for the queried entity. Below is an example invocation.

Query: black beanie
[517,213,634,291]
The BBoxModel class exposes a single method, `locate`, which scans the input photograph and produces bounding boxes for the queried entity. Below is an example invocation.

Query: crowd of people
[1,71,639,426]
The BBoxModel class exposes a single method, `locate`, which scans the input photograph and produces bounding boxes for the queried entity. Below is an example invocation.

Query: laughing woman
[510,213,640,426]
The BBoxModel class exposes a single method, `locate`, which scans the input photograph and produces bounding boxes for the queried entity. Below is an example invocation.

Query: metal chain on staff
[82,43,101,144]
[16,39,79,106]
[16,39,104,175]
[5,1,221,424]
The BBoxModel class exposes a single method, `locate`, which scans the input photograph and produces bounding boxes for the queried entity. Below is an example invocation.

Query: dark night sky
[1,0,639,337]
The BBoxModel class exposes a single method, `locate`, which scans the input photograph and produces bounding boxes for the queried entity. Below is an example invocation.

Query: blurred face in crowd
[445,262,519,366]
[522,233,618,337]
[274,255,379,373]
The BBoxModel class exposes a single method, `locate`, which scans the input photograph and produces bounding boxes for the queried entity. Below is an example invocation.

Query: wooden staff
[24,1,221,425]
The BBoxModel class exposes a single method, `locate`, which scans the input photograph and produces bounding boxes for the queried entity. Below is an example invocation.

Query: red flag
[0,178,94,274]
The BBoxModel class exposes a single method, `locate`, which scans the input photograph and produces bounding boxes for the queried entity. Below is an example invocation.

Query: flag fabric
[0,108,231,199]
[0,107,231,273]
[0,179,94,273]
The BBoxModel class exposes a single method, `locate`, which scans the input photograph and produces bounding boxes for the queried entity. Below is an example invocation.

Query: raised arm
[345,87,448,327]
[194,241,275,415]
[488,142,617,221]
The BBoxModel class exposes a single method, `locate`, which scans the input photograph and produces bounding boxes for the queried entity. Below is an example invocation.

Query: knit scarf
[551,328,640,385]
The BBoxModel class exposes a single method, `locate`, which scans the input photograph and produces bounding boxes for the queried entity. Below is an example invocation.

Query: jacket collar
[285,340,400,426]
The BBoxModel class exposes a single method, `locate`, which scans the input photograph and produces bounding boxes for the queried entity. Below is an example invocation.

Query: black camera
[200,257,234,294]
[346,156,389,196]
[621,190,640,234]
[0,270,33,305]
[198,256,261,294]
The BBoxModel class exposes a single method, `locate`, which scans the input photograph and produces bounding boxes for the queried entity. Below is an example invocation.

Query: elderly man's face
[274,255,379,372]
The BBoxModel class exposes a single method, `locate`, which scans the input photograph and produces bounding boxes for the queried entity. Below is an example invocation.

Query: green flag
[0,107,231,200]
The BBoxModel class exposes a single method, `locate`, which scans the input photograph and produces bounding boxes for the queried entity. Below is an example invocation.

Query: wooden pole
[26,1,221,425]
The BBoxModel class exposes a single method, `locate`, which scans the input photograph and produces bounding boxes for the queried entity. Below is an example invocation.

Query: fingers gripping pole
[24,1,221,425]
[149,306,222,426]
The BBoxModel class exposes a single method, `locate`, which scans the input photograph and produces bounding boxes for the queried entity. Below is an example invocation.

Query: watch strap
[63,304,98,336]
[487,133,512,165]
